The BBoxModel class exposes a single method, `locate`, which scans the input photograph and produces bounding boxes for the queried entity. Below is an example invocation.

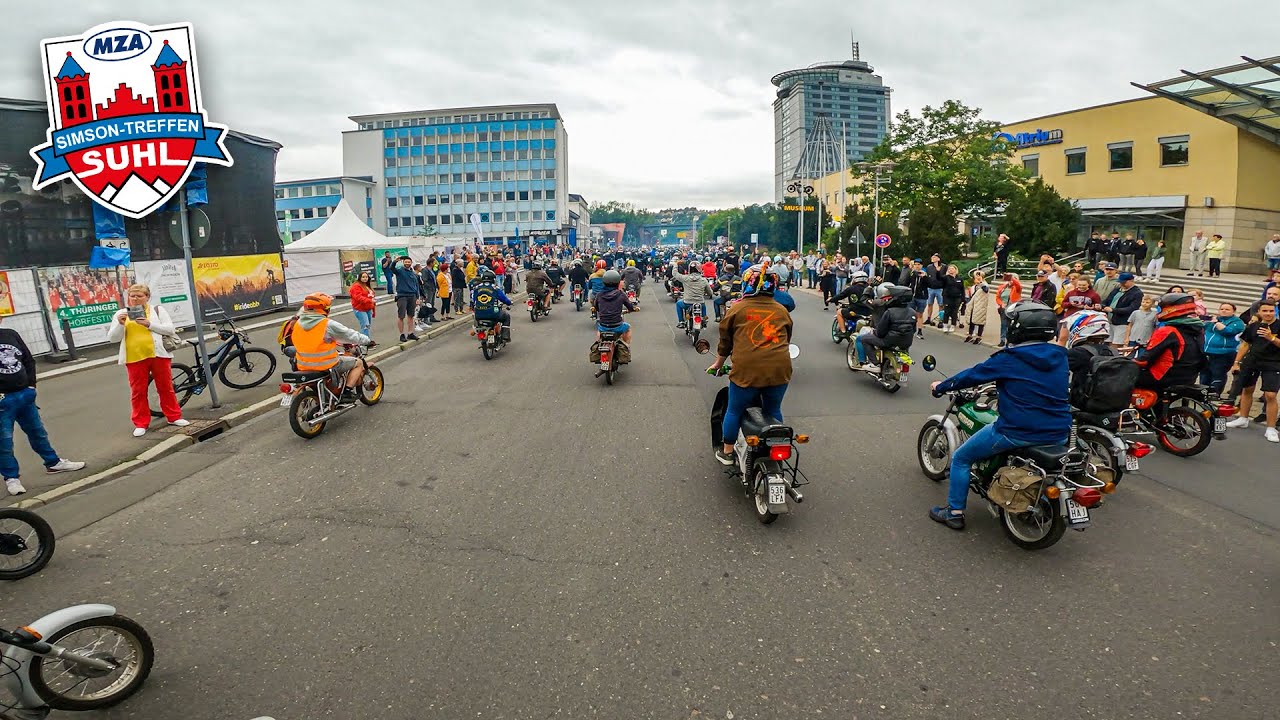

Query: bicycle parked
[148,317,277,416]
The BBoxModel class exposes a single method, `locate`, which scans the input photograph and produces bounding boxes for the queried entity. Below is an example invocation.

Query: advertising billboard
[192,252,285,319]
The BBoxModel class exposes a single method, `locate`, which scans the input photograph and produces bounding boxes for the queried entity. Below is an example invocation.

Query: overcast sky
[3,0,1277,209]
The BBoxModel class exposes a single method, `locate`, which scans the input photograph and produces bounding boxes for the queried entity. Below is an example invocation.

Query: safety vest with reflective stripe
[291,318,339,371]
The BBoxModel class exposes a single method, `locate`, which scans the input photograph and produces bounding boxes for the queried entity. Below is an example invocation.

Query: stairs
[1141,272,1268,312]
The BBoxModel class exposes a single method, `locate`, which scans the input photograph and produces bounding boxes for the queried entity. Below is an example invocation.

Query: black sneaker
[340,389,359,404]
[677,321,686,329]
[916,329,925,339]
[997,340,1007,347]
[714,450,735,466]
[399,334,407,342]
[929,506,966,530]
[407,333,420,341]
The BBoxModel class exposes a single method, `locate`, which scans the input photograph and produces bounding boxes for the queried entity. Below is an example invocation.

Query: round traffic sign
[168,208,211,249]
[874,234,892,248]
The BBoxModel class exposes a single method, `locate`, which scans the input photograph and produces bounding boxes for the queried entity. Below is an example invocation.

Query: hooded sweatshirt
[935,342,1070,445]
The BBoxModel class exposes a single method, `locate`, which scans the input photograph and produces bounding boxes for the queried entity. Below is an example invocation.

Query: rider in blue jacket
[471,268,513,330]
[928,301,1069,531]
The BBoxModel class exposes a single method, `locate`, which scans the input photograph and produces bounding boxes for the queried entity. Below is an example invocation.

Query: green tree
[999,178,1081,259]
[904,197,964,261]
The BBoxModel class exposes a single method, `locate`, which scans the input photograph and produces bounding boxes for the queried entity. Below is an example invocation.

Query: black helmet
[476,267,497,283]
[603,269,622,287]
[887,285,914,307]
[1004,300,1058,345]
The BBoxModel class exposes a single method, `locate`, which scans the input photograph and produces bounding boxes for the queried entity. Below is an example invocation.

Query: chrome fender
[1,603,117,707]
[1077,425,1126,463]
[929,414,964,455]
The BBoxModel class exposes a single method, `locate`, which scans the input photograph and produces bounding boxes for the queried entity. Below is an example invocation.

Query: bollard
[59,319,78,361]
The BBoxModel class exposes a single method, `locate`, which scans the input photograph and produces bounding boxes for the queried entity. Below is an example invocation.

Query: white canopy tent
[281,201,474,301]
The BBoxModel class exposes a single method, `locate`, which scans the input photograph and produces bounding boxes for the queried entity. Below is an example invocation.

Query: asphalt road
[3,281,1275,720]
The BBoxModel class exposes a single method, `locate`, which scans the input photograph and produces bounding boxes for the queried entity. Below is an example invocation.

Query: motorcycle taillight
[477,331,486,339]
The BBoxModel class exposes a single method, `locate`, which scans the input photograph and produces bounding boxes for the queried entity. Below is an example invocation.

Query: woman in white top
[106,283,189,437]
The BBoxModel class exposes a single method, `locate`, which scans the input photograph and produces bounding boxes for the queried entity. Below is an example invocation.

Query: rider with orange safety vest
[291,293,373,403]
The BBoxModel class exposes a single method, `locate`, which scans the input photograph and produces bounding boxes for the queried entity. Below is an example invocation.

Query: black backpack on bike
[1073,344,1141,414]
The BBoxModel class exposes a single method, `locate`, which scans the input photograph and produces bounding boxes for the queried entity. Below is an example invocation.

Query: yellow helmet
[626,259,636,267]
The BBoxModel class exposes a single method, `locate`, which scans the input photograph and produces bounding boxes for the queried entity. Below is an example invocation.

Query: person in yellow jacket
[290,293,371,403]
[1206,234,1227,277]
[465,258,478,309]
[436,262,452,320]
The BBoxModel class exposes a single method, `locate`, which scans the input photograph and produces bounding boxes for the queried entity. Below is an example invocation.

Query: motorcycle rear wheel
[0,508,56,580]
[288,387,326,439]
[1156,406,1211,457]
[1000,497,1067,551]
[917,419,950,481]
[751,460,779,525]
[482,344,495,360]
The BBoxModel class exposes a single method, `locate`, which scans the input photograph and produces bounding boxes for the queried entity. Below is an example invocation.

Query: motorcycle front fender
[930,414,964,456]
[1,603,118,707]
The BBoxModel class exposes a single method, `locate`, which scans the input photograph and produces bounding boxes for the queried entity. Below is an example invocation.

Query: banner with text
[41,264,132,348]
[133,258,196,329]
[192,253,286,319]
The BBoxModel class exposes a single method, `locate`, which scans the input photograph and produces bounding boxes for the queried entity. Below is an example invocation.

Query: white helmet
[1065,310,1111,348]
[851,270,869,282]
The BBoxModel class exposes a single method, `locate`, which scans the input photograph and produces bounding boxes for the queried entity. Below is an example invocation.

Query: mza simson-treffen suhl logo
[29,21,233,219]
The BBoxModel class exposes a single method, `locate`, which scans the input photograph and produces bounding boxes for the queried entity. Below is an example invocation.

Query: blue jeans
[0,388,60,480]
[999,309,1010,342]
[722,382,788,445]
[947,423,1035,511]
[854,334,869,364]
[835,277,846,296]
[1201,353,1236,396]
[352,309,373,336]
[927,288,943,311]
[597,322,630,334]
[676,300,705,324]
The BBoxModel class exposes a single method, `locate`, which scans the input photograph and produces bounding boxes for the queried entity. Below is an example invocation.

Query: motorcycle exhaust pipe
[786,486,804,503]
[305,403,358,426]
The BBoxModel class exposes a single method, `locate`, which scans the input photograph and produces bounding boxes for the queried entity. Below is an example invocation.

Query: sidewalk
[3,296,479,506]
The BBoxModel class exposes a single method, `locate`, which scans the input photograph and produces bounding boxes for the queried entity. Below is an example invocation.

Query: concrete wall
[341,130,384,232]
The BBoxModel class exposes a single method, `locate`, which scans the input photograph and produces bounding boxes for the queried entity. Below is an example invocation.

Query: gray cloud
[1,0,1276,208]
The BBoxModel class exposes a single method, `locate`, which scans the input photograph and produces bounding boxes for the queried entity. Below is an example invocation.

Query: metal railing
[972,250,1086,278]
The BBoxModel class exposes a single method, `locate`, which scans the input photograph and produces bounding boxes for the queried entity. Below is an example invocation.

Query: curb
[13,302,499,510]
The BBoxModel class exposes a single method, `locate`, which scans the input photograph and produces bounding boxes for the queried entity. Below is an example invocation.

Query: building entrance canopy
[1134,56,1280,146]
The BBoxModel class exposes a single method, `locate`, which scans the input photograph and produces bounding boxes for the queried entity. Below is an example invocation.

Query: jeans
[1119,254,1136,273]
[1208,258,1222,277]
[1202,353,1236,396]
[835,277,847,296]
[808,269,817,287]
[353,309,373,336]
[947,423,1035,511]
[0,388,60,480]
[675,300,705,324]
[999,308,1010,342]
[1269,258,1280,271]
[856,334,892,364]
[722,382,788,445]
[713,296,729,318]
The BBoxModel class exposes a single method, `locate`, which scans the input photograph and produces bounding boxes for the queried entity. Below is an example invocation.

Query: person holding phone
[107,283,189,437]
[1224,301,1280,442]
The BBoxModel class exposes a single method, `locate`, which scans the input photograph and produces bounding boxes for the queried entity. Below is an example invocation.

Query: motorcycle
[591,326,631,385]
[830,309,858,344]
[1071,407,1154,485]
[916,355,1115,550]
[527,293,551,322]
[625,286,639,309]
[471,313,511,360]
[279,344,384,439]
[1128,384,1230,457]
[0,508,55,581]
[704,344,809,524]
[667,280,683,302]
[846,319,911,393]
[572,284,585,312]
[683,303,707,347]
[551,283,563,304]
[1,606,154,718]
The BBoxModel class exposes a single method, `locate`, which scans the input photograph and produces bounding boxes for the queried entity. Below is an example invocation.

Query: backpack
[1073,344,1140,413]
[277,315,298,350]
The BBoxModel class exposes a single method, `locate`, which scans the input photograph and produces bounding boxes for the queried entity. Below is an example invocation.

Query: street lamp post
[786,180,815,256]
[856,161,894,273]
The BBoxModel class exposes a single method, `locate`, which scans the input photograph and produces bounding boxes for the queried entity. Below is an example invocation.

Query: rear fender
[1077,425,1126,463]
[755,458,791,514]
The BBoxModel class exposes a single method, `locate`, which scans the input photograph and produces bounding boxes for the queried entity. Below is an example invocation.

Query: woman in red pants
[106,283,190,437]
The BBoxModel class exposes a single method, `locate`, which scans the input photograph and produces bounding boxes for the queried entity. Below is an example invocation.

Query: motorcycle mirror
[788,344,800,359]
[694,339,711,354]
[921,355,937,372]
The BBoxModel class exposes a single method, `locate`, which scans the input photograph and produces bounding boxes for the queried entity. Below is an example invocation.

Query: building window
[519,190,529,201]
[506,191,516,201]
[287,187,300,198]
[289,209,301,219]
[546,190,555,200]
[1159,135,1189,166]
[389,218,399,227]
[1065,148,1086,175]
[317,207,329,218]
[386,177,397,187]
[1021,154,1039,177]
[388,197,398,207]
[302,208,313,219]
[454,214,464,224]
[274,188,285,199]
[413,195,424,205]
[275,210,286,220]
[1108,141,1133,171]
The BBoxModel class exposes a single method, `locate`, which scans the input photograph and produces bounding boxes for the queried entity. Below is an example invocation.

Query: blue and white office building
[772,45,891,201]
[274,176,375,243]
[342,103,569,246]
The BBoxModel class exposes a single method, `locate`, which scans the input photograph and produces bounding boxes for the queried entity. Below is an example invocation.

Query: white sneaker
[1225,416,1250,429]
[859,362,880,371]
[169,418,190,427]
[1266,427,1279,443]
[45,459,85,474]
[5,478,25,496]
[133,427,147,437]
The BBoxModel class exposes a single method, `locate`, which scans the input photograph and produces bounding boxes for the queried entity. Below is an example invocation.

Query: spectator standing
[1223,301,1280,442]
[1117,233,1137,273]
[1125,296,1158,358]
[1093,264,1121,309]
[963,271,991,344]
[1105,232,1123,265]
[1242,286,1280,324]
[450,260,467,315]
[1062,276,1103,314]
[1029,270,1056,306]
[391,256,421,342]
[1202,303,1244,397]
[1264,233,1280,276]
[806,251,819,288]
[1206,234,1227,277]
[1132,237,1148,276]
[1143,240,1167,282]
[994,272,1023,347]
[791,253,805,290]
[417,262,437,331]
[907,260,929,339]
[349,271,376,338]
[0,320,85,495]
[105,283,190,437]
[379,253,396,292]
[941,264,965,334]
[1187,230,1208,276]
[504,254,518,294]
[436,262,452,320]
[1104,273,1143,347]
[818,256,836,308]
[465,257,478,309]
[1085,231,1103,268]
[993,234,1011,273]
[924,253,946,326]
[833,254,850,297]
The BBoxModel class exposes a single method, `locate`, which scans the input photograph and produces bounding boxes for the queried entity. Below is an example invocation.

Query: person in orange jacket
[995,272,1023,347]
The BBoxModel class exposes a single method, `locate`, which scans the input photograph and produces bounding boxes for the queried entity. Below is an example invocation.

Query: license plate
[279,394,292,407]
[1066,498,1090,524]
[768,483,787,506]
[1124,455,1139,471]
[1213,417,1226,433]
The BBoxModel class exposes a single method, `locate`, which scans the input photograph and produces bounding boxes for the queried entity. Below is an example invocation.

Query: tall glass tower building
[342,103,568,246]
[772,46,891,201]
